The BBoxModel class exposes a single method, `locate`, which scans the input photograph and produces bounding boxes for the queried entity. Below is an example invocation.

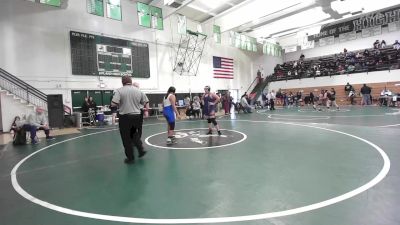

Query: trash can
[74,112,82,128]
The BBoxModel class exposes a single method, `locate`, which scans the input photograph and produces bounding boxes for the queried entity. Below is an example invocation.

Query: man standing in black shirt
[360,84,372,105]
[111,76,148,164]
[326,88,339,110]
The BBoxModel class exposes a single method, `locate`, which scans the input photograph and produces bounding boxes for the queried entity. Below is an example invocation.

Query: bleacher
[278,81,400,106]
[272,45,400,81]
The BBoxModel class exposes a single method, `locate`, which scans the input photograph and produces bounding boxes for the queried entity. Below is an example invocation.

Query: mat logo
[174,130,227,145]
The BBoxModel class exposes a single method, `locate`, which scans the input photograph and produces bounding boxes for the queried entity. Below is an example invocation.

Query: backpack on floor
[13,128,27,145]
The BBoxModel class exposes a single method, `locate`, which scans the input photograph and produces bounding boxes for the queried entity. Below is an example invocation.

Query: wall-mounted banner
[283,45,298,53]
[361,25,382,38]
[229,32,257,52]
[87,0,104,16]
[263,42,282,57]
[319,36,334,47]
[27,0,61,7]
[308,5,400,42]
[213,25,221,43]
[177,14,187,35]
[339,31,357,42]
[388,21,400,32]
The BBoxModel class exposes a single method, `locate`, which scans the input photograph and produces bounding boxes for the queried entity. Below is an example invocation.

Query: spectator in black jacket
[380,40,386,48]
[360,84,372,105]
[373,40,380,49]
[81,96,90,112]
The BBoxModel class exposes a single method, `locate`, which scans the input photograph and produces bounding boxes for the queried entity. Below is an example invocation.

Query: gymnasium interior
[1,0,400,224]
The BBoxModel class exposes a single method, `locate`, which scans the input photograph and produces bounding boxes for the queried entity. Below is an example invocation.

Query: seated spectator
[349,88,356,105]
[373,40,380,49]
[380,40,386,48]
[380,87,392,106]
[88,96,97,112]
[293,61,298,68]
[363,49,370,57]
[355,62,362,71]
[287,92,294,107]
[186,101,194,119]
[316,67,321,76]
[240,94,252,113]
[81,96,90,112]
[393,40,400,50]
[356,52,363,59]
[338,64,346,74]
[390,63,399,70]
[347,64,355,72]
[295,91,302,107]
[25,107,55,144]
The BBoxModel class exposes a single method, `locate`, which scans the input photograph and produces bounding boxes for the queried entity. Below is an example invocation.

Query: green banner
[213,25,221,44]
[151,6,163,30]
[87,0,104,17]
[229,31,257,52]
[263,42,282,57]
[137,2,163,30]
[137,2,151,27]
[177,14,187,34]
[40,0,61,7]
[28,0,61,7]
[106,0,122,21]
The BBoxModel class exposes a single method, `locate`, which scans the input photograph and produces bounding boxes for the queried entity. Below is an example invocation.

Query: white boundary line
[376,124,400,128]
[298,108,351,113]
[144,128,247,150]
[10,120,390,224]
[266,114,330,121]
[257,110,389,119]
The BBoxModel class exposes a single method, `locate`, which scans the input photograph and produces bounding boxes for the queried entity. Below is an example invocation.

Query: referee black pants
[118,114,144,160]
[270,99,275,110]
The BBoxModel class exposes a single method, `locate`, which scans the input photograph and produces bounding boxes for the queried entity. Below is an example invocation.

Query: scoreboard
[70,31,150,78]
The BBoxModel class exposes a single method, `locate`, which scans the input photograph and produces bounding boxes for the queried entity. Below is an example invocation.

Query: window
[106,0,122,21]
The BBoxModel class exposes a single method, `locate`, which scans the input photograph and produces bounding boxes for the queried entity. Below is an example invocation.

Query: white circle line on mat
[11,120,390,224]
[144,128,247,150]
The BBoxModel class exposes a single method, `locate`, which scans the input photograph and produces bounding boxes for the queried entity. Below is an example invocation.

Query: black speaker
[47,94,64,128]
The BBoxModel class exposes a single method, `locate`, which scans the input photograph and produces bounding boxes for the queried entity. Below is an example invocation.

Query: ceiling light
[252,7,330,38]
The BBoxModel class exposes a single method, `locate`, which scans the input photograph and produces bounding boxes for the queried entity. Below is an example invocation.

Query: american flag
[213,56,234,79]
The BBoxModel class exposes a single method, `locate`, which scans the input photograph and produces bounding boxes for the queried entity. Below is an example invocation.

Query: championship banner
[308,5,400,41]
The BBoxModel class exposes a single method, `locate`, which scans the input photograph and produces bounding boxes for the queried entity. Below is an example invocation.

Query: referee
[111,76,149,164]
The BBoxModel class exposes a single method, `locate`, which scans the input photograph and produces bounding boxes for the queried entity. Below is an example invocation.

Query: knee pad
[207,119,211,123]
[211,118,217,125]
[169,122,175,130]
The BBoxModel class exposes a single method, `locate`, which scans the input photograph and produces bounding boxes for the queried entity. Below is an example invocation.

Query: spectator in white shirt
[393,40,400,50]
[240,94,252,113]
[25,107,55,144]
[268,90,276,110]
